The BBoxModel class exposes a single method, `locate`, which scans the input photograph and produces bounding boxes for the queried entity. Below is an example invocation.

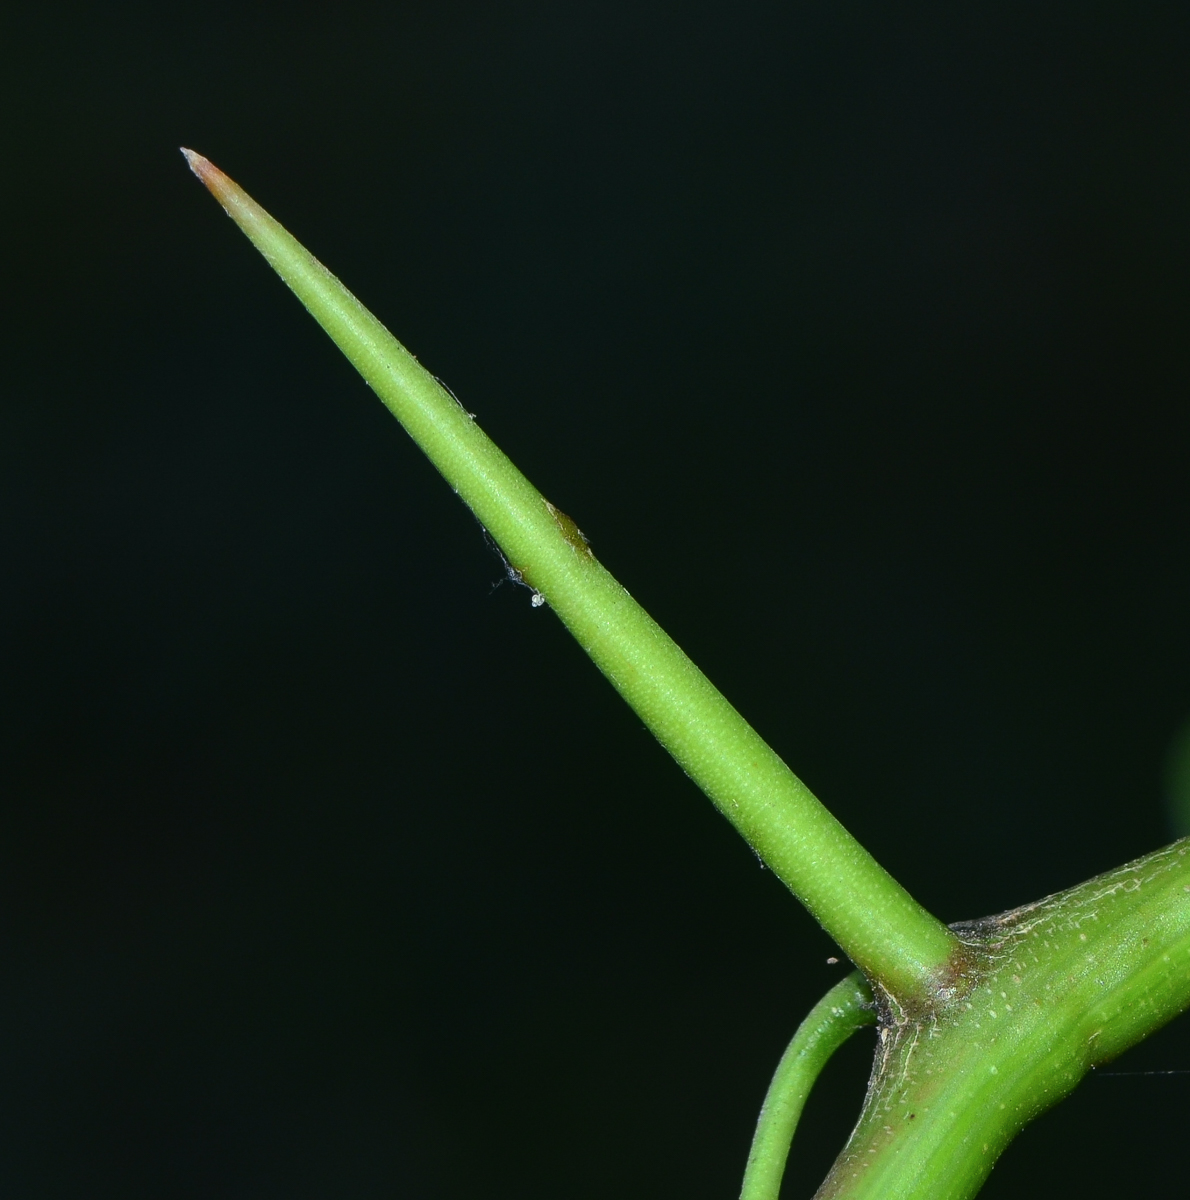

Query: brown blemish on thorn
[544,500,595,559]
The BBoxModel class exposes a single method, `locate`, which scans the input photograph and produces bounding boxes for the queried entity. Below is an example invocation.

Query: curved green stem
[741,971,875,1200]
[181,149,958,998]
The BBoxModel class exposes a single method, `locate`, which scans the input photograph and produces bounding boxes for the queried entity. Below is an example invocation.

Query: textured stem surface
[814,841,1190,1200]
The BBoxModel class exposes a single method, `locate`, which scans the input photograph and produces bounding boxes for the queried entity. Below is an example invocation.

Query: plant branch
[740,971,875,1200]
[181,148,958,998]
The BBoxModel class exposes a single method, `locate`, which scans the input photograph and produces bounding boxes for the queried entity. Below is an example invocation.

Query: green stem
[815,840,1190,1200]
[181,149,958,998]
[741,971,875,1200]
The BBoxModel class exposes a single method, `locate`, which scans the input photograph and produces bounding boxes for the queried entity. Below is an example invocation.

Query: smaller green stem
[740,972,875,1200]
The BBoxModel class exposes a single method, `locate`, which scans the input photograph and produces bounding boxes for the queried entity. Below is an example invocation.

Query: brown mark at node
[544,500,595,560]
[871,936,987,1031]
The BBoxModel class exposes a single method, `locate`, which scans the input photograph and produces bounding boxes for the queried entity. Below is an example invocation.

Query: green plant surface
[741,971,875,1200]
[183,149,1190,1200]
[814,840,1190,1199]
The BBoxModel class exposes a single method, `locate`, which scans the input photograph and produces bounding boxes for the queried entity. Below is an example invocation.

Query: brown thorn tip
[179,148,235,205]
[180,147,206,172]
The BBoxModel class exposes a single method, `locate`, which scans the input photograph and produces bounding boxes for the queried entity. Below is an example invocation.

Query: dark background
[3,2,1189,1196]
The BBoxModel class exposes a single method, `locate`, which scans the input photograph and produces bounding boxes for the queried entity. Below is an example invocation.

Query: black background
[3,2,1189,1196]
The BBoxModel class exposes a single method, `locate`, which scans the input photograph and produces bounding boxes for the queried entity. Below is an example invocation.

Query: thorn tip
[180,148,235,204]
